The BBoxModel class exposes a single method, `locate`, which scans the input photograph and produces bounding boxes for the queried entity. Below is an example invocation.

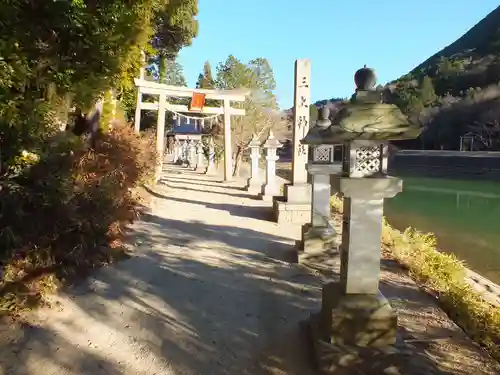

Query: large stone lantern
[301,66,421,372]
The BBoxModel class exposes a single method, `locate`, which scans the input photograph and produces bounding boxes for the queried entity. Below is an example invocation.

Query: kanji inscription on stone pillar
[292,59,311,185]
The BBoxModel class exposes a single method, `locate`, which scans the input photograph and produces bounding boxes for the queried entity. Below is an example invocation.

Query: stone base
[305,315,403,374]
[272,198,311,224]
[320,283,397,347]
[305,283,398,374]
[259,184,281,201]
[245,177,262,195]
[296,224,338,263]
[283,183,312,203]
[246,184,261,195]
[204,165,217,175]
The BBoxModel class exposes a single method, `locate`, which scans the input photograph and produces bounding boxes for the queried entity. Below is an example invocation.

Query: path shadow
[130,213,296,263]
[34,212,321,374]
[0,319,126,375]
[144,187,274,222]
[160,182,259,200]
[159,176,246,192]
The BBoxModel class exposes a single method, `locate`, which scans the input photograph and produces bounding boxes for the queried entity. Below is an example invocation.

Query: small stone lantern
[188,139,197,168]
[301,66,421,371]
[205,137,216,174]
[297,106,341,262]
[245,134,262,194]
[260,131,283,201]
[195,140,205,172]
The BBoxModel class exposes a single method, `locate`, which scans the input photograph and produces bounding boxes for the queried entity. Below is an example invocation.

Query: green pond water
[384,177,500,284]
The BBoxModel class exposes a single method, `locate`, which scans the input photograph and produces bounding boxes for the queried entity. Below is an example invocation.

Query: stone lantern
[205,137,216,174]
[301,66,421,371]
[297,106,342,262]
[260,131,283,201]
[188,139,197,168]
[195,140,205,172]
[245,135,262,194]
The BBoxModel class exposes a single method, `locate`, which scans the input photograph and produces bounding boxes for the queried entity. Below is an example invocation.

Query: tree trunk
[233,145,243,177]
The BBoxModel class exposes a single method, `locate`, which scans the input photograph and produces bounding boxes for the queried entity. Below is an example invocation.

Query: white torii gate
[134,78,249,182]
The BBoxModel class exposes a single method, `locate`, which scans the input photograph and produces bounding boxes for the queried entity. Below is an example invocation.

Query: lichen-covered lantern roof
[302,66,422,145]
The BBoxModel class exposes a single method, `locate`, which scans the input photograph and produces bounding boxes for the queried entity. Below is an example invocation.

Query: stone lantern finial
[316,106,331,128]
[354,65,377,91]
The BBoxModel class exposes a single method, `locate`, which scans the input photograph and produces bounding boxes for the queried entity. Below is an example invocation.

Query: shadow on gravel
[1,187,498,375]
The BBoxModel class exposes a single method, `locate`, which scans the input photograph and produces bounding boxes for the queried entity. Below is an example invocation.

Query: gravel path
[1,166,499,375]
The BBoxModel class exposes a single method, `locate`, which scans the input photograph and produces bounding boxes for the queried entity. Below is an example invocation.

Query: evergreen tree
[196,61,215,89]
[419,75,437,106]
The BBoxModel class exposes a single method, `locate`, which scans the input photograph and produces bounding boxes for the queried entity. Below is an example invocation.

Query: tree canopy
[213,55,284,175]
[0,0,199,171]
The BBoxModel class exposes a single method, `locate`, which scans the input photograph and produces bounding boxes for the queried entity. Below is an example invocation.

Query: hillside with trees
[304,6,500,151]
[387,5,500,150]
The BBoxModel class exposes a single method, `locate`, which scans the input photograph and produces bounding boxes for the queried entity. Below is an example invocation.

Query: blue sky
[178,1,499,110]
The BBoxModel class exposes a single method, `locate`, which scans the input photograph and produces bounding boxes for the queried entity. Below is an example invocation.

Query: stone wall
[388,150,500,180]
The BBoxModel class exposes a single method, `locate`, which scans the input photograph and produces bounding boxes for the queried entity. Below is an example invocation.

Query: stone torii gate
[134,78,249,182]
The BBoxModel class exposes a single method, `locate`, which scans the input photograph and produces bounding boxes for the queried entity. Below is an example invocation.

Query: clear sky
[178,1,500,110]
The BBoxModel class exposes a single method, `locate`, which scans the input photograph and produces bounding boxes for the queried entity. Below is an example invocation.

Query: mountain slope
[387,6,500,150]
[305,7,500,151]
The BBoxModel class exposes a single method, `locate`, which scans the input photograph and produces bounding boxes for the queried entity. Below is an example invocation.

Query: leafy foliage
[0,0,198,314]
[1,123,157,314]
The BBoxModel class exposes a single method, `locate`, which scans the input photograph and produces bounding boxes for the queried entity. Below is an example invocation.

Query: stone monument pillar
[273,59,312,224]
[297,107,341,263]
[245,135,262,194]
[301,66,422,372]
[205,137,216,174]
[259,131,283,201]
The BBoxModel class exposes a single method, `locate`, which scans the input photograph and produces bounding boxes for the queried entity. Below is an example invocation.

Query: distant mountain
[386,6,500,150]
[308,6,500,151]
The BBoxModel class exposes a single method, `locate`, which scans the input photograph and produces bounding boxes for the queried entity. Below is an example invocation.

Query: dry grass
[331,195,500,362]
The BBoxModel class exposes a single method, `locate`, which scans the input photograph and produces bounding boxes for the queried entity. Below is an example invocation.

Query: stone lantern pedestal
[301,66,422,373]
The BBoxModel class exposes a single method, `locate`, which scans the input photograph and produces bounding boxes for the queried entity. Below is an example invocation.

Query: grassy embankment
[331,195,500,362]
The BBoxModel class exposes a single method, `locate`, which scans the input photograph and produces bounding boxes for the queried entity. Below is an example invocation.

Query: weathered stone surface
[273,198,311,224]
[283,183,311,204]
[306,312,438,375]
[297,223,338,262]
[318,282,397,348]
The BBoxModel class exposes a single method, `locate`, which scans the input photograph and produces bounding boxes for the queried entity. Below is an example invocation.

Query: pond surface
[385,177,500,284]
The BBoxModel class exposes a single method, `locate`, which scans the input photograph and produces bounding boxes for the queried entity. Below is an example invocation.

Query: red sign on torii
[189,92,206,112]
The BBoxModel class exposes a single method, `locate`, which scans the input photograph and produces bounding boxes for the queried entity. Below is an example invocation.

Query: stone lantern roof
[301,66,422,145]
